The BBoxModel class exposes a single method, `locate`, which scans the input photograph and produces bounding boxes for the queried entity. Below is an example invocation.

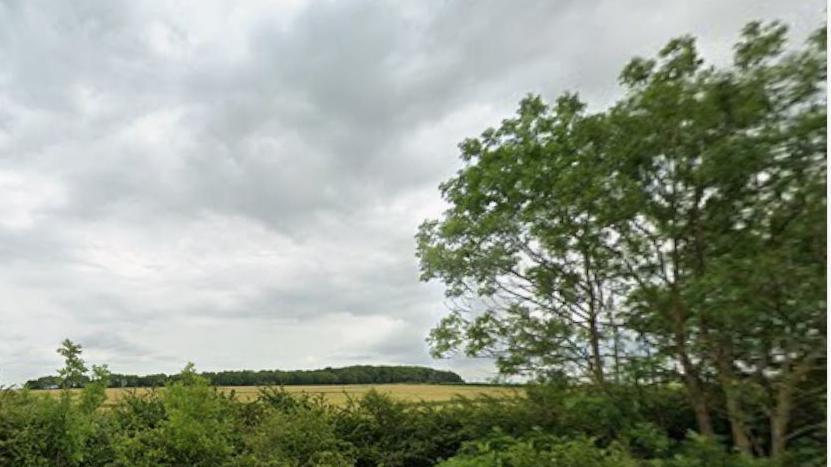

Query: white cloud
[0,170,66,230]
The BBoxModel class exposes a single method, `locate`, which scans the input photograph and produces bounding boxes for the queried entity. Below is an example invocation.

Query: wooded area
[24,364,464,389]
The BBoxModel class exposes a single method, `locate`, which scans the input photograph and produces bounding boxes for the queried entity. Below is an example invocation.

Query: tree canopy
[56,339,88,389]
[417,21,825,459]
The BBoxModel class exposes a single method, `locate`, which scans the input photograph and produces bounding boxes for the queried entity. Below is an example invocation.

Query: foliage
[26,364,463,389]
[78,365,111,414]
[646,434,774,467]
[111,363,238,466]
[437,433,638,467]
[334,389,466,466]
[416,19,825,459]
[0,390,103,466]
[1,378,826,466]
[242,389,355,466]
[57,339,88,390]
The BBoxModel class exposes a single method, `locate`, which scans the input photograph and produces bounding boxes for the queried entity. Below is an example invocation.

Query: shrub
[437,433,638,467]
[112,363,238,466]
[0,390,101,466]
[647,434,773,467]
[0,380,823,466]
[334,390,467,466]
[243,407,355,466]
[620,422,672,459]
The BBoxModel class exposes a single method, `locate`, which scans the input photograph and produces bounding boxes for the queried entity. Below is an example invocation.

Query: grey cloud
[79,332,150,356]
[0,0,821,384]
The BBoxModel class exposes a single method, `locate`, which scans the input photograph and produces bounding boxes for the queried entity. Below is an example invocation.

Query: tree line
[25,344,464,389]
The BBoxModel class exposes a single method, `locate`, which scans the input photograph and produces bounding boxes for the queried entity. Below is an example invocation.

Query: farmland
[38,383,519,406]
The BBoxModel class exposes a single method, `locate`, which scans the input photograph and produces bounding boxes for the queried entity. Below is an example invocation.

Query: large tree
[416,92,625,385]
[417,21,825,457]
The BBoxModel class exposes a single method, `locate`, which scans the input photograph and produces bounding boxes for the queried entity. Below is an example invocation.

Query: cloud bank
[0,0,821,384]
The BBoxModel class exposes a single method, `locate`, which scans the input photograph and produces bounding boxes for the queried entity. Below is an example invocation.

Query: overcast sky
[0,0,821,385]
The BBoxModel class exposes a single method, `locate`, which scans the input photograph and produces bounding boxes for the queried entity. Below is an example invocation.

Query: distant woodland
[24,365,464,389]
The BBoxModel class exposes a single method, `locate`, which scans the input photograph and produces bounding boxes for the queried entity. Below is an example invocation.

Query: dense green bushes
[436,433,783,467]
[0,388,108,465]
[111,365,239,466]
[437,435,639,467]
[2,366,822,466]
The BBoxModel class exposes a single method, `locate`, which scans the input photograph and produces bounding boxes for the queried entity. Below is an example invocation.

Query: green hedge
[0,373,823,466]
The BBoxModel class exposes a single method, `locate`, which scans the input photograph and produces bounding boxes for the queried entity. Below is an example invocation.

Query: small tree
[80,364,111,413]
[57,339,88,389]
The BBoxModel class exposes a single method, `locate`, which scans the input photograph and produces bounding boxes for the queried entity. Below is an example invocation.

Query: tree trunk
[582,249,605,386]
[770,384,792,460]
[588,316,605,385]
[723,384,753,455]
[770,350,821,460]
[681,361,715,439]
[611,309,622,383]
[671,303,715,438]
[713,345,753,455]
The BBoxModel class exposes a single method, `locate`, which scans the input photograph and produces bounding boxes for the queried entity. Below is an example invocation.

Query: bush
[647,434,773,467]
[437,433,638,467]
[620,422,672,459]
[0,381,823,466]
[334,390,467,466]
[243,407,355,466]
[112,364,239,466]
[0,390,102,466]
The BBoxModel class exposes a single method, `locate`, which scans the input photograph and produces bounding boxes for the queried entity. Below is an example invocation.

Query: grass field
[40,384,520,406]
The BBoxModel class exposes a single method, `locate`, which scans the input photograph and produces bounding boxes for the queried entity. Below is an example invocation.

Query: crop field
[39,384,520,406]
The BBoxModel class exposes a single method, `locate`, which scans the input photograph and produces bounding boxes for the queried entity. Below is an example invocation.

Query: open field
[38,384,520,406]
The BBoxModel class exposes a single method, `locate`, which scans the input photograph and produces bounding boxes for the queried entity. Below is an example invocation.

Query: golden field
[39,384,520,406]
